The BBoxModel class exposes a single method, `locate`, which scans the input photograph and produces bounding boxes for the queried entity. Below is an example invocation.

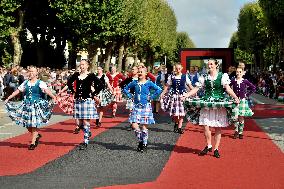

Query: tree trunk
[11,10,24,67]
[68,39,78,69]
[87,43,99,73]
[123,46,129,71]
[117,42,124,72]
[279,34,284,69]
[104,43,113,72]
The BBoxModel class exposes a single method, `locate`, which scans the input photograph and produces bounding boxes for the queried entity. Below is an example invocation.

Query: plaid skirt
[126,99,134,110]
[113,86,123,102]
[129,103,155,124]
[184,98,238,127]
[238,98,254,117]
[161,92,185,117]
[74,98,98,119]
[5,99,54,128]
[57,92,74,114]
[98,89,115,107]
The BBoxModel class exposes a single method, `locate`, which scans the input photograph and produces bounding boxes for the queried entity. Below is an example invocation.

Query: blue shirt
[123,80,162,105]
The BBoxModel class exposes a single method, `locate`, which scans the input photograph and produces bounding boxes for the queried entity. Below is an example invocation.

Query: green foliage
[174,32,195,62]
[259,0,284,35]
[237,2,268,53]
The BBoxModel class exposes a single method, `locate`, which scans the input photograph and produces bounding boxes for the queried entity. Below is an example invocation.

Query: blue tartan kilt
[98,89,115,107]
[5,99,54,128]
[126,99,134,110]
[129,103,155,124]
[74,98,99,119]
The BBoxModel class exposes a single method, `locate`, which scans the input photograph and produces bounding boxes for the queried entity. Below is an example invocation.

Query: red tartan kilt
[57,92,74,114]
[113,86,123,102]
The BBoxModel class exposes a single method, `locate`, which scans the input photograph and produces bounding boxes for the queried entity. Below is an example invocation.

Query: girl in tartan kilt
[66,59,104,150]
[106,66,126,117]
[96,66,114,127]
[5,66,56,150]
[119,66,139,112]
[230,67,256,139]
[183,59,240,158]
[123,67,162,153]
[160,63,193,134]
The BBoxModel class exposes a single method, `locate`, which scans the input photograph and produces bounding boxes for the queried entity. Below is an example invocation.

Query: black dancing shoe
[233,131,239,139]
[177,128,184,134]
[35,134,42,147]
[213,149,221,158]
[79,143,88,150]
[140,144,147,153]
[173,123,178,133]
[73,127,80,134]
[28,144,36,150]
[89,131,92,138]
[137,141,143,152]
[198,146,212,156]
[97,122,102,127]
[239,134,244,139]
[127,124,132,131]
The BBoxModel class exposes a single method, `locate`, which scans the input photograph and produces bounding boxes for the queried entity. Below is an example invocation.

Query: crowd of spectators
[1,63,284,102]
[228,64,284,101]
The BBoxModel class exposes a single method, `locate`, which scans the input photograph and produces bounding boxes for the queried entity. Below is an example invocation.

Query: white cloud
[167,0,255,48]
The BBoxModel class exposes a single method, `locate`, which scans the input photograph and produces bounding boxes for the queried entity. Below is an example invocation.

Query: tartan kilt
[113,86,123,102]
[57,92,74,114]
[74,98,98,119]
[5,99,54,128]
[98,89,115,107]
[126,99,134,110]
[238,98,254,117]
[129,103,155,124]
[184,98,238,126]
[161,93,185,117]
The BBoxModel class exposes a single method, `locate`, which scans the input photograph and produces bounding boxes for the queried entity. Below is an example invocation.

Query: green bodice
[203,72,224,100]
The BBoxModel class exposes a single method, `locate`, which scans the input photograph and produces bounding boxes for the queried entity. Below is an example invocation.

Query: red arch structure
[179,48,234,73]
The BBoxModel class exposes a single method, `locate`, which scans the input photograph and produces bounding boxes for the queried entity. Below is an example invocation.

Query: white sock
[207,145,212,148]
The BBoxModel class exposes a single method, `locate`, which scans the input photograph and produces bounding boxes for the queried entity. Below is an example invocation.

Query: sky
[166,0,256,48]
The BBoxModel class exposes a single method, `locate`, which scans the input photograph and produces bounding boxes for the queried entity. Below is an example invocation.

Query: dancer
[107,66,125,117]
[160,63,193,134]
[123,67,162,152]
[231,67,256,139]
[183,59,239,158]
[96,66,114,127]
[67,59,103,150]
[5,66,56,150]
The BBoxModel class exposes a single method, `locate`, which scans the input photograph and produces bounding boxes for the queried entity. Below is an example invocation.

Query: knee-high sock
[234,122,239,132]
[134,129,142,142]
[238,122,245,134]
[83,124,90,144]
[113,103,117,115]
[141,129,149,145]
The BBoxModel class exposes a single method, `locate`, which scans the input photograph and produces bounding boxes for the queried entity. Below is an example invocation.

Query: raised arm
[92,75,104,96]
[245,79,256,97]
[67,72,78,93]
[149,82,162,100]
[123,81,135,99]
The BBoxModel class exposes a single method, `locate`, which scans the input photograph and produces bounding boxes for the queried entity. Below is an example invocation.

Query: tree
[237,2,269,69]
[174,32,195,62]
[259,0,284,66]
